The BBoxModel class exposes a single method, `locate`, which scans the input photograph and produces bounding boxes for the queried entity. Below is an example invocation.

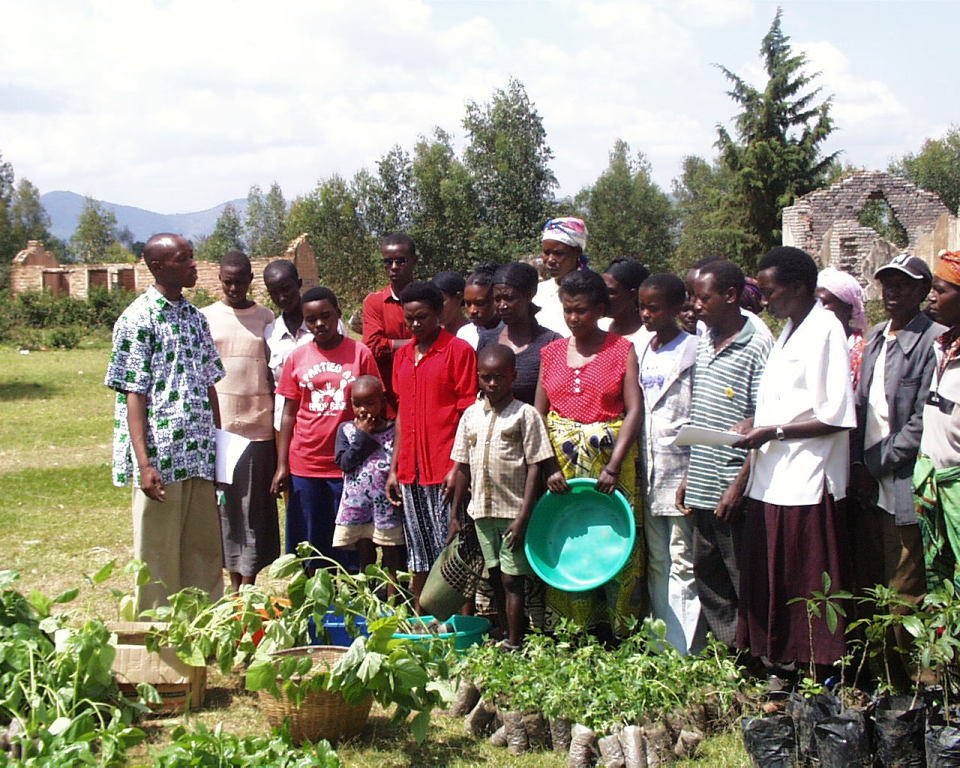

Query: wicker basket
[256,645,373,745]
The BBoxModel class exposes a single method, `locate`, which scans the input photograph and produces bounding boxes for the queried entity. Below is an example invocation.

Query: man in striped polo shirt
[677,259,772,648]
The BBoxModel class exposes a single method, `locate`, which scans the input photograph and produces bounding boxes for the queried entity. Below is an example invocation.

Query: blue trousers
[286,476,356,570]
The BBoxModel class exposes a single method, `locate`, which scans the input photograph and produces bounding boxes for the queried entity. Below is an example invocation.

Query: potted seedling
[904,579,960,762]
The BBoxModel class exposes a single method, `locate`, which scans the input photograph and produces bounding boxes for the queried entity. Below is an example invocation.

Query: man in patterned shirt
[105,233,226,611]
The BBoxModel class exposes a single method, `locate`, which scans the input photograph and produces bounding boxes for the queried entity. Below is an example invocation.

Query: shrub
[188,287,217,308]
[0,288,135,346]
[14,327,45,350]
[88,286,135,327]
[48,326,84,349]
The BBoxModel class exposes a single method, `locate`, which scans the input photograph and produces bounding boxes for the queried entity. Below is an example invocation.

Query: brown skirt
[736,494,849,666]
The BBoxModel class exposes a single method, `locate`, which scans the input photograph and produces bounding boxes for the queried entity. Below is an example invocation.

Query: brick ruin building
[782,170,960,298]
[10,234,319,303]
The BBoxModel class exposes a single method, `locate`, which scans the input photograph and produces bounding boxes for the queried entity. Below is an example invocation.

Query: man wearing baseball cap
[851,252,943,688]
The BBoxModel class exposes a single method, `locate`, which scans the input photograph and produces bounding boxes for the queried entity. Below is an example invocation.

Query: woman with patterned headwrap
[816,267,869,387]
[535,217,589,337]
[915,251,960,591]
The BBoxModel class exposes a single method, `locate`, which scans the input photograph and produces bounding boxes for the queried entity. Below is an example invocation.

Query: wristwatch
[775,426,785,441]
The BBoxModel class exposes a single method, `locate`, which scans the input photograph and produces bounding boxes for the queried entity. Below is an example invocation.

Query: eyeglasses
[382,257,408,267]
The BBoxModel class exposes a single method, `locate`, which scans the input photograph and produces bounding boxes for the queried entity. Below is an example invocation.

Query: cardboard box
[107,621,207,714]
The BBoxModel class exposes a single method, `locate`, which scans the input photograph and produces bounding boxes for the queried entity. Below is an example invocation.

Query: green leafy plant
[239,551,456,744]
[787,572,852,688]
[142,548,457,745]
[847,583,917,695]
[464,618,744,733]
[903,579,960,715]
[146,722,341,768]
[0,570,153,767]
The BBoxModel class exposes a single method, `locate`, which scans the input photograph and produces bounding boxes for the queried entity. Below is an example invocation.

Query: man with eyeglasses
[362,233,416,411]
[851,253,943,689]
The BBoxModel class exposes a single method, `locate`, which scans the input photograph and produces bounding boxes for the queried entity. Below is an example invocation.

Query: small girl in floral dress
[332,375,405,576]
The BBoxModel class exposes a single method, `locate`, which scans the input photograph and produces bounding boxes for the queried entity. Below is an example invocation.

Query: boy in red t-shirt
[272,287,380,572]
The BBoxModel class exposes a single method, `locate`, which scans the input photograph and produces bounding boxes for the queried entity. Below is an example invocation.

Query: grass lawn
[0,344,750,767]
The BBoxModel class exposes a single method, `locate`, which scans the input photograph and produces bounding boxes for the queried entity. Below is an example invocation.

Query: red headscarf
[935,250,960,287]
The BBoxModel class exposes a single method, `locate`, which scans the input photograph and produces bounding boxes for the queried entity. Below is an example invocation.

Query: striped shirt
[685,319,772,510]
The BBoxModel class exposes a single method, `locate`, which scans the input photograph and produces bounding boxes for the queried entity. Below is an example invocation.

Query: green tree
[672,155,754,268]
[196,203,245,261]
[464,78,556,261]
[285,176,379,307]
[409,128,479,276]
[70,196,119,263]
[10,178,51,244]
[0,153,15,263]
[890,126,960,214]
[0,153,15,292]
[362,145,414,237]
[245,183,287,258]
[714,8,838,267]
[576,139,676,273]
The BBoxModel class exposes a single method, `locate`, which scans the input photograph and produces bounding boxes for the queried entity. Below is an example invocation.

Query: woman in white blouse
[733,246,856,678]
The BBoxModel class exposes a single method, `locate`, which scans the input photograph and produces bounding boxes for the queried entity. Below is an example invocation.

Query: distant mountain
[40,191,248,243]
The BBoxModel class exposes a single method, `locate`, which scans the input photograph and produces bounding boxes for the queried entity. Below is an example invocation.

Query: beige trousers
[132,477,224,613]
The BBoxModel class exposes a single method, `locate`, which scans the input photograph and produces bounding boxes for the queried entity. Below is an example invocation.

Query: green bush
[0,289,135,346]
[48,326,84,349]
[187,287,217,308]
[88,286,135,327]
[14,327,45,350]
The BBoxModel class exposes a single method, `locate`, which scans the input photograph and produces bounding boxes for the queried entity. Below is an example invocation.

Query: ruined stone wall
[13,240,59,268]
[11,234,320,306]
[782,170,958,295]
[10,264,44,294]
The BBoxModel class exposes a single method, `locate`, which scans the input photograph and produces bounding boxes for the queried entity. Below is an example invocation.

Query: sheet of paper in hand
[215,429,251,484]
[661,424,741,447]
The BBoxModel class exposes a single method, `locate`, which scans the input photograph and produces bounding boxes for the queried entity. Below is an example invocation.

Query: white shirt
[747,302,856,506]
[534,278,570,337]
[864,323,898,513]
[639,332,687,402]
[921,341,960,469]
[456,321,503,350]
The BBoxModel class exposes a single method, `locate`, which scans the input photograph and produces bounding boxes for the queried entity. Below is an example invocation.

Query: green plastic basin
[524,477,635,592]
[392,614,491,652]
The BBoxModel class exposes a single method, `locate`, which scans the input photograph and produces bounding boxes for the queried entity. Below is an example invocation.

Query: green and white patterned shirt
[105,286,225,487]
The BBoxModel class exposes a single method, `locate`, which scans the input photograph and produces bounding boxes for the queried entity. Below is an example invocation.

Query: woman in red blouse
[385,281,478,606]
[535,269,645,633]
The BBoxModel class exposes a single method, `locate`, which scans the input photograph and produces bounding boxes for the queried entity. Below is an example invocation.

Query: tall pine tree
[715,8,838,266]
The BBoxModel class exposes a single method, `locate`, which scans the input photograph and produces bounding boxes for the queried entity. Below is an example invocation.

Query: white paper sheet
[215,429,250,484]
[661,424,742,447]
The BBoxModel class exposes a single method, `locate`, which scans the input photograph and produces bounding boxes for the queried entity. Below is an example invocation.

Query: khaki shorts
[475,517,533,577]
[332,523,405,548]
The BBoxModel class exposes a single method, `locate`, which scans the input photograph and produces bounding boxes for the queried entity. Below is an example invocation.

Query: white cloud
[797,41,907,126]
[0,0,954,214]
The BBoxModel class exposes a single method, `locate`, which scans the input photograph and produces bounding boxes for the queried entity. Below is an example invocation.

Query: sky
[1,0,958,214]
